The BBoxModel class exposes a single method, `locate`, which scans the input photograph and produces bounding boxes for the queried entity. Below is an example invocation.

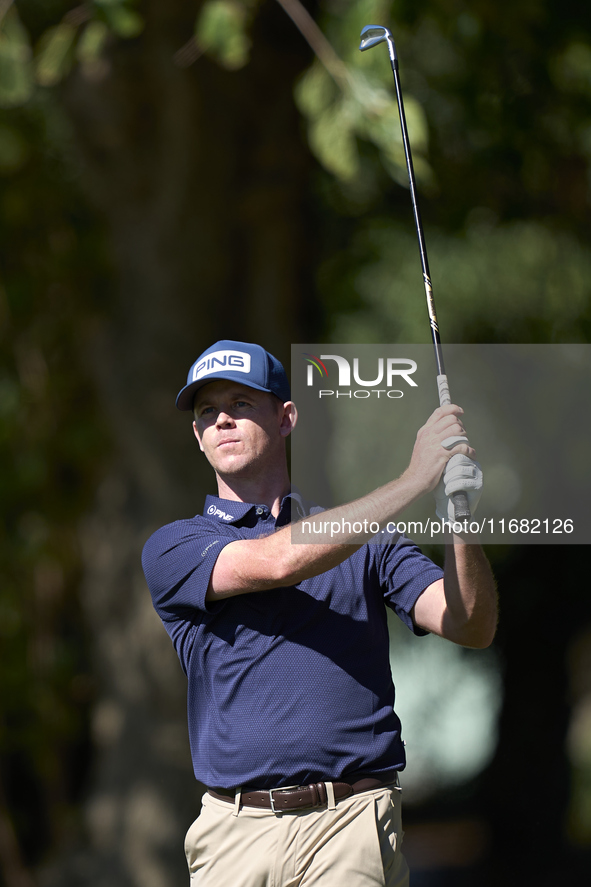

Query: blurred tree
[2,1,319,884]
[0,87,109,884]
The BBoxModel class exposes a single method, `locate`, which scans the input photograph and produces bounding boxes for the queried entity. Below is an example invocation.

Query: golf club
[359,24,472,522]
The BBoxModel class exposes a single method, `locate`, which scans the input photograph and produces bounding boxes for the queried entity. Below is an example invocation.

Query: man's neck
[215,470,291,518]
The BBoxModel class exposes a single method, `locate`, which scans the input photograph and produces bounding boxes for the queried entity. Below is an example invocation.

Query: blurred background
[1,1,591,885]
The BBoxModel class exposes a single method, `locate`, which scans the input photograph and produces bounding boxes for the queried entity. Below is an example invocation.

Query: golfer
[142,340,497,886]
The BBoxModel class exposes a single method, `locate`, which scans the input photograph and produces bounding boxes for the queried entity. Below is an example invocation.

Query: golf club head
[359,24,392,52]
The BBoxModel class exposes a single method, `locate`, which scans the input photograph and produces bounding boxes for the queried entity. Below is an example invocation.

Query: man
[142,339,497,887]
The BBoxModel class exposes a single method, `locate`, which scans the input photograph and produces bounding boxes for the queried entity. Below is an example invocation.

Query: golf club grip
[451,491,471,522]
[437,375,473,523]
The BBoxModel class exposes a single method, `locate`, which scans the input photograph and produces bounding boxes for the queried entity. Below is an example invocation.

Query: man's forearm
[441,542,498,647]
[411,541,497,647]
[207,471,425,599]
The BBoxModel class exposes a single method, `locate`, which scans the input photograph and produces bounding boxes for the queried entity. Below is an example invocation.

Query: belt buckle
[268,784,299,813]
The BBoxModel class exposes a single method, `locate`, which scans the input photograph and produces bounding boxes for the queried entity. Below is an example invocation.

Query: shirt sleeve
[374,535,444,635]
[141,518,235,622]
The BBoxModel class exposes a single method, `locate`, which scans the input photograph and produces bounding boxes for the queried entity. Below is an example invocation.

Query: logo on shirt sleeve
[201,540,221,557]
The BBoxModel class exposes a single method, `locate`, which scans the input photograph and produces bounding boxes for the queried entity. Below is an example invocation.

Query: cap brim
[176,374,274,411]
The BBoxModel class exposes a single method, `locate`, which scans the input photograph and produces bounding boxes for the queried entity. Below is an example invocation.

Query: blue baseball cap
[176,340,291,411]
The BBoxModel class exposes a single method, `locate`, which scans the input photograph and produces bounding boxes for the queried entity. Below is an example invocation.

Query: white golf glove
[434,437,483,522]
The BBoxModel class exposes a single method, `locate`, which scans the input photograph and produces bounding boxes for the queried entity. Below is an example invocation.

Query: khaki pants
[184,784,409,887]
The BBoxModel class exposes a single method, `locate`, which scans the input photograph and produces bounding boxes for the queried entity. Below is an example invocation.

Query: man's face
[192,380,293,479]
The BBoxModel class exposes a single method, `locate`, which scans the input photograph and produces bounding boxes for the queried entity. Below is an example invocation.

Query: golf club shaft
[360,25,471,522]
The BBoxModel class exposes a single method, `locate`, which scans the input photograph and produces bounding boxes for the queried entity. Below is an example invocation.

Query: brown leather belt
[207,776,395,813]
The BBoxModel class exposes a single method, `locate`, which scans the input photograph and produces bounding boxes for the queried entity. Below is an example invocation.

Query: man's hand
[400,404,477,496]
[434,454,483,522]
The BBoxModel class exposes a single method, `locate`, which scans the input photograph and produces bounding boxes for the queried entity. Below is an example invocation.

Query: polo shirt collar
[278,489,307,524]
[202,490,310,526]
[202,495,253,524]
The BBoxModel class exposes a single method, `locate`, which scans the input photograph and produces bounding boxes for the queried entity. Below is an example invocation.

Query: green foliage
[0,6,34,107]
[35,22,77,87]
[295,59,430,185]
[304,0,591,354]
[552,41,591,96]
[76,19,110,78]
[295,63,357,179]
[0,0,144,101]
[195,0,258,70]
[323,217,591,344]
[188,0,432,185]
[94,0,144,39]
[291,0,431,187]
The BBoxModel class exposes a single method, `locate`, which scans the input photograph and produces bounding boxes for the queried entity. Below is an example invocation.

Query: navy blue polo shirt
[141,491,443,789]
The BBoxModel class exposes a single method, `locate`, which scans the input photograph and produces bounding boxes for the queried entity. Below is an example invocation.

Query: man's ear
[193,420,205,452]
[279,402,298,438]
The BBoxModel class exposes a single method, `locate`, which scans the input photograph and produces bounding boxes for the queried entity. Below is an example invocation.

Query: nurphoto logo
[303,353,418,399]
